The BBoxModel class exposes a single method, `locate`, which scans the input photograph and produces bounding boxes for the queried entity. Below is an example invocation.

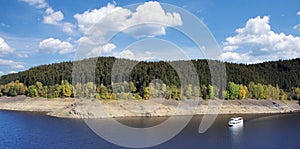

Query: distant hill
[0,57,299,91]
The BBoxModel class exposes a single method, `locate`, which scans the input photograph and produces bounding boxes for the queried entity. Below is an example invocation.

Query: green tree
[222,90,229,100]
[27,85,38,97]
[54,84,62,97]
[149,83,156,97]
[201,85,208,100]
[161,83,167,98]
[74,83,84,98]
[280,89,287,100]
[185,84,193,99]
[290,87,300,100]
[228,82,239,99]
[257,83,264,99]
[208,84,214,99]
[193,85,200,97]
[85,82,96,98]
[35,81,44,97]
[248,82,258,99]
[0,85,3,96]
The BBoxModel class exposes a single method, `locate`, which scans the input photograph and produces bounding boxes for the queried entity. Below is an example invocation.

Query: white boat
[228,117,243,127]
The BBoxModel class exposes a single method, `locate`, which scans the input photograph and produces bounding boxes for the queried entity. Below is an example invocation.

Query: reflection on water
[228,125,244,144]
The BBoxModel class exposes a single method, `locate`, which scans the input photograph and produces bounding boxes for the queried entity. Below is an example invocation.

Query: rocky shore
[0,96,299,119]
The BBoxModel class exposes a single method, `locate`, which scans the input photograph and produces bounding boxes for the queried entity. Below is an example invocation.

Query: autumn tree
[238,84,247,99]
[143,87,150,100]
[61,80,73,97]
[96,84,108,99]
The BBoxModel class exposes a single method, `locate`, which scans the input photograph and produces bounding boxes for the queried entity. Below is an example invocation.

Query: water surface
[0,111,299,149]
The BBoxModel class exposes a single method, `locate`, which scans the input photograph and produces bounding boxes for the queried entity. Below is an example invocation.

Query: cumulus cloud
[22,0,75,34]
[219,52,251,63]
[74,1,182,43]
[293,11,300,31]
[123,1,182,37]
[42,8,75,34]
[74,3,119,33]
[222,16,300,63]
[39,38,74,54]
[0,59,25,69]
[11,64,25,69]
[116,49,154,61]
[62,22,76,34]
[9,71,17,74]
[43,8,64,25]
[20,0,47,8]
[0,37,15,55]
[294,24,300,31]
[86,43,116,57]
[17,53,29,58]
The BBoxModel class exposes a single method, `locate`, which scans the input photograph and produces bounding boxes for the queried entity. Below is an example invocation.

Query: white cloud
[116,49,154,61]
[222,16,300,63]
[21,0,47,8]
[43,8,75,34]
[62,22,75,34]
[17,53,29,58]
[0,59,14,65]
[74,1,182,43]
[74,3,119,33]
[11,64,25,69]
[219,52,251,63]
[294,24,300,31]
[129,1,182,26]
[223,45,238,51]
[43,8,64,25]
[86,43,116,57]
[22,1,75,34]
[0,59,25,69]
[294,11,300,31]
[123,1,182,37]
[0,71,4,75]
[39,38,74,54]
[0,37,15,55]
[9,71,17,74]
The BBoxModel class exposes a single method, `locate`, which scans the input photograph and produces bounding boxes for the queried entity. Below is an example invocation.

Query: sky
[0,0,300,75]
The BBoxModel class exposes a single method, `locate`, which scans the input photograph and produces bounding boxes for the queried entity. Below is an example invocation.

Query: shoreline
[0,96,300,119]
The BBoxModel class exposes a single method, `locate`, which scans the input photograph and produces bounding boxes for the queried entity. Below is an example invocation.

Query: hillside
[0,57,299,91]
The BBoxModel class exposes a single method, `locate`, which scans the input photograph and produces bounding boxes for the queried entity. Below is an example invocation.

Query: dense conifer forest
[0,57,299,100]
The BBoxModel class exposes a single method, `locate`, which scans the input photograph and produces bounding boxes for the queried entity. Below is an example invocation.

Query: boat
[228,116,243,127]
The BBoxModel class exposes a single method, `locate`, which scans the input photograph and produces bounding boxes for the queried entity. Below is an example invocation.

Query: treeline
[1,80,299,100]
[0,57,299,92]
[0,57,299,99]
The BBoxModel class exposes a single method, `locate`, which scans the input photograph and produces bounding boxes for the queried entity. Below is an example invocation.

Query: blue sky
[0,0,300,75]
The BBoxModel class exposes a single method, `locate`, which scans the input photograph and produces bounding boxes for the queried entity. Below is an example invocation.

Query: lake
[0,110,299,149]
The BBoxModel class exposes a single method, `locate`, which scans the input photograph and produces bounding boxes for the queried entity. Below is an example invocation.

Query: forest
[0,57,299,100]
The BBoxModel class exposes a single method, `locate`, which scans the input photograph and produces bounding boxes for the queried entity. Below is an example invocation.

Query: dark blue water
[0,110,299,149]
